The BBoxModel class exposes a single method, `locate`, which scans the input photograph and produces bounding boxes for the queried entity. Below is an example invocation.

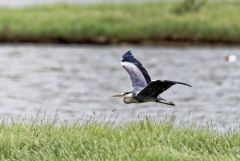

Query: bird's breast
[124,97,133,104]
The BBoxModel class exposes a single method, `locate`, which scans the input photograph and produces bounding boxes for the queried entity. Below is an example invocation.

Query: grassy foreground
[0,121,239,161]
[0,1,240,44]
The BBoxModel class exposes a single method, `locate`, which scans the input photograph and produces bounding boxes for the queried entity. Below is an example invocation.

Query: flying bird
[113,50,192,106]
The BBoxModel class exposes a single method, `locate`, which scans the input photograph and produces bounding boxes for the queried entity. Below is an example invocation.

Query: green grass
[0,1,240,44]
[0,120,239,161]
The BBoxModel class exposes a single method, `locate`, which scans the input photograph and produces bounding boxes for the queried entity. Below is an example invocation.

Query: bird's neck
[123,93,134,104]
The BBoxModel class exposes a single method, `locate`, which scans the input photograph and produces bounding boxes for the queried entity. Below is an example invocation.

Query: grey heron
[113,50,192,106]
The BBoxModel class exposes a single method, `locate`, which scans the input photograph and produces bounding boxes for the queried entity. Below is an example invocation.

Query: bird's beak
[112,93,124,97]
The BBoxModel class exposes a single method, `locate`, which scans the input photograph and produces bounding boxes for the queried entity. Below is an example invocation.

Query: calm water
[0,44,239,128]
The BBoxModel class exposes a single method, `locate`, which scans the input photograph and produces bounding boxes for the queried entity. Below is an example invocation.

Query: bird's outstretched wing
[121,50,151,93]
[136,80,191,101]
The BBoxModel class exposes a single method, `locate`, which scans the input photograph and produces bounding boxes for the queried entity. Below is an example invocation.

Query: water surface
[0,44,239,129]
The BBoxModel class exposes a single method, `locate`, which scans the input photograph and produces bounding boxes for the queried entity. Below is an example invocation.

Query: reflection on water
[0,44,239,129]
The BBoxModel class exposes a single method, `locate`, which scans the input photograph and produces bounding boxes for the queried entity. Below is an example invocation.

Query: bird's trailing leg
[157,101,175,106]
[156,97,175,106]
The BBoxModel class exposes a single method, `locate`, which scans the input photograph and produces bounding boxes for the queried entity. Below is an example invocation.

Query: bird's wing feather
[121,50,151,93]
[136,80,191,101]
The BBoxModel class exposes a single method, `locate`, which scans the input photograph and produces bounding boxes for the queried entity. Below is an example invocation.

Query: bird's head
[112,92,133,104]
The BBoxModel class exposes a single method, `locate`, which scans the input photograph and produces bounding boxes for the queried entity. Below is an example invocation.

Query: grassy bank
[0,121,239,161]
[0,1,240,44]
